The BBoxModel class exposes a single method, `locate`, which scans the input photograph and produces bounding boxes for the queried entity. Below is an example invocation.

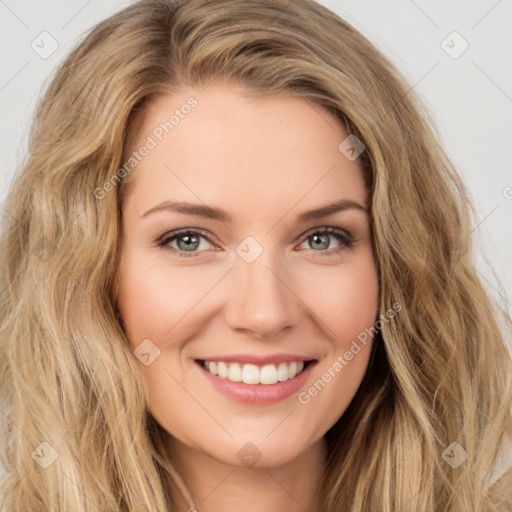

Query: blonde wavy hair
[1,0,511,510]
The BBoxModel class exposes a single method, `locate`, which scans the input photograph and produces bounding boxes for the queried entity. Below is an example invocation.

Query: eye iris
[177,234,200,251]
[310,233,330,250]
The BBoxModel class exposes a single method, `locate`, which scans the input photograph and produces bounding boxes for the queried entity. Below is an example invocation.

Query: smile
[199,360,309,385]
[195,358,317,404]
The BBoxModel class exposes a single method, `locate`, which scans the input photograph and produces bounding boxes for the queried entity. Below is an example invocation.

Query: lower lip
[196,360,317,404]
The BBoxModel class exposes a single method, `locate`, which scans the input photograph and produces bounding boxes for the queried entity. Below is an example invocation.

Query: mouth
[194,357,318,404]
[195,359,316,385]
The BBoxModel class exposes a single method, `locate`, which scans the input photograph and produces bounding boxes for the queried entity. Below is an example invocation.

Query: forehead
[123,82,368,222]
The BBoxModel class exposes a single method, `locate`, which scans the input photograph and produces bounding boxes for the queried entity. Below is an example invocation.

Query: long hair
[1,0,511,510]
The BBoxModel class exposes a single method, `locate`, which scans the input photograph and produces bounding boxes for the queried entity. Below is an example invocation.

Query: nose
[223,249,303,340]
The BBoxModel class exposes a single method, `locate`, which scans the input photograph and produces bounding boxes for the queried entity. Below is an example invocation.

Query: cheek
[117,254,221,346]
[297,254,379,346]
[294,261,378,426]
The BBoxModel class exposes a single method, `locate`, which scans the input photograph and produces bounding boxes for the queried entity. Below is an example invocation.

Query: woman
[1,0,511,510]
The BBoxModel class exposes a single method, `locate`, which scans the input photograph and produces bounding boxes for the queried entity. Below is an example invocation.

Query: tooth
[242,364,260,385]
[260,364,278,385]
[217,362,228,379]
[227,362,243,382]
[277,362,289,382]
[203,360,308,384]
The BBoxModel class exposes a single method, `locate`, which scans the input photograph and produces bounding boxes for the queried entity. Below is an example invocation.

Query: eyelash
[156,227,354,258]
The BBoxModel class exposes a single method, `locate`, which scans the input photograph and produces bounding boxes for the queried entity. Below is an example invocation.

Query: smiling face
[116,80,379,469]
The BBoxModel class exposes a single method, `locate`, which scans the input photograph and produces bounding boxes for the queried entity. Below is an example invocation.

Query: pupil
[178,234,199,251]
[311,234,329,250]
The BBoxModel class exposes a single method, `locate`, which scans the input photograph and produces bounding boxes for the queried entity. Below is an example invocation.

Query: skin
[116,80,379,512]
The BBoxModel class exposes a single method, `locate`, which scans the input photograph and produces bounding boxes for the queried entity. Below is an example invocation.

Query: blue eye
[157,227,353,258]
[298,227,353,256]
[157,229,214,257]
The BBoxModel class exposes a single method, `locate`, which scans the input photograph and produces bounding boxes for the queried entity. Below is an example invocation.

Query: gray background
[1,0,511,482]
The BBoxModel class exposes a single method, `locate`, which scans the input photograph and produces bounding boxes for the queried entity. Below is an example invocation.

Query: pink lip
[196,359,317,404]
[196,353,315,365]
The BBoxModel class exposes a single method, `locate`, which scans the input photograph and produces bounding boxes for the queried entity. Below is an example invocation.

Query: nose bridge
[223,235,301,338]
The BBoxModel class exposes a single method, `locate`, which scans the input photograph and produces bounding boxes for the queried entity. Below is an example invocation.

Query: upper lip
[196,353,317,365]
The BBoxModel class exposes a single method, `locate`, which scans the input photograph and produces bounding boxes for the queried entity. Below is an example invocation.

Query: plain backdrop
[1,0,511,483]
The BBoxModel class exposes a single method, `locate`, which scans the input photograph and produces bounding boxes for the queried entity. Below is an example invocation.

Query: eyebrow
[141,199,367,223]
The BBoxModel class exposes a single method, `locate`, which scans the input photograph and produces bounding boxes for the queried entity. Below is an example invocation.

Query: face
[117,81,379,469]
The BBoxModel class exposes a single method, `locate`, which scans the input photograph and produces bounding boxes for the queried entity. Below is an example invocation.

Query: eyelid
[157,227,218,247]
[297,225,352,243]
